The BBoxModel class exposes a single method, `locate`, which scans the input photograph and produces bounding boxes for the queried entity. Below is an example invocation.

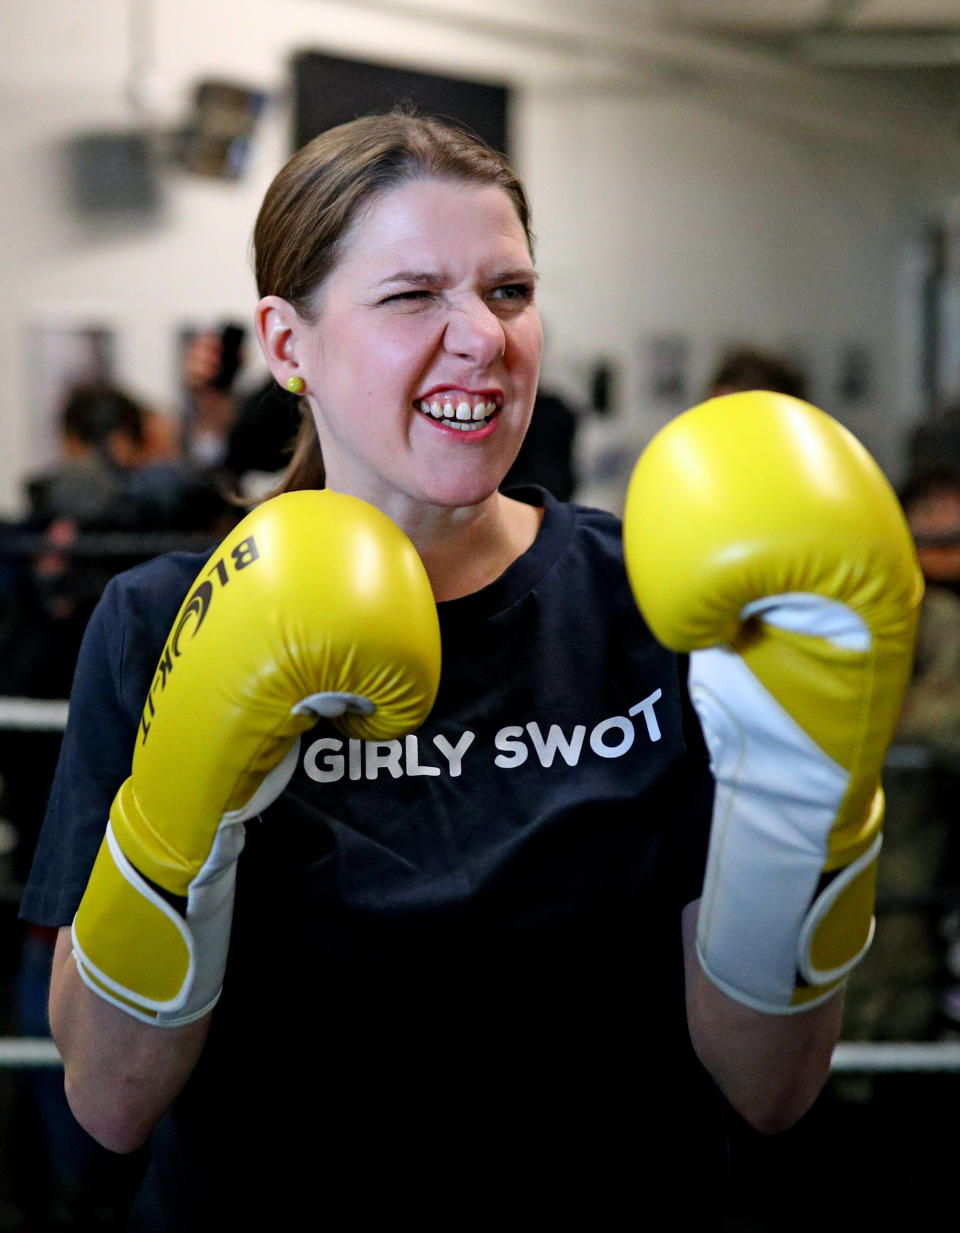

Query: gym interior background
[3,1,960,1228]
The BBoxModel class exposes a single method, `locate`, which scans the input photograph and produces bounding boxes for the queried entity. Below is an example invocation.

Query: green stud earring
[286,376,305,394]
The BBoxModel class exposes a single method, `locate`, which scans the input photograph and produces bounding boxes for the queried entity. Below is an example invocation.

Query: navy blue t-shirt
[23,489,725,1226]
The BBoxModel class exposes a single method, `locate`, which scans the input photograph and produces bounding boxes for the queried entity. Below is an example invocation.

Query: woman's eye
[382,289,433,305]
[490,283,535,305]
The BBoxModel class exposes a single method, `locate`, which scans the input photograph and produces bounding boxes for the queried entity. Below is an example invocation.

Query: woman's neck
[399,492,543,603]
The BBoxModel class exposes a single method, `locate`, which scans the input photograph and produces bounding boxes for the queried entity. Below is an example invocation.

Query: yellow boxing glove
[72,490,441,1026]
[624,392,923,1013]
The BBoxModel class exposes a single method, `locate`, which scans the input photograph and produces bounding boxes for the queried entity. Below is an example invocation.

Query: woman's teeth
[418,398,498,432]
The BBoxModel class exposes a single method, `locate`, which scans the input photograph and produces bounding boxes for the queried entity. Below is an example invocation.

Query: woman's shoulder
[514,486,623,549]
[548,491,626,569]
[83,550,213,717]
[566,497,623,538]
[99,549,214,637]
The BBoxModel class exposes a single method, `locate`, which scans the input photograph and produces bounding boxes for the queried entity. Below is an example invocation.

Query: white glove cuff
[73,818,244,1028]
[692,644,866,1013]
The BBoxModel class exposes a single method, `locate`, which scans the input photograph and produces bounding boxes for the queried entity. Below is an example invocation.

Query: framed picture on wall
[291,51,510,155]
[645,333,690,404]
[25,319,116,473]
[836,341,872,404]
[174,80,268,180]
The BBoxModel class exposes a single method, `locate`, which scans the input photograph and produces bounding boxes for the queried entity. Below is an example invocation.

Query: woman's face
[908,489,960,584]
[294,177,542,519]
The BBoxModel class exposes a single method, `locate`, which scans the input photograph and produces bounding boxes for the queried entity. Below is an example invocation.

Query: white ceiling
[660,1,960,65]
[337,0,960,171]
[658,0,960,139]
[662,1,960,37]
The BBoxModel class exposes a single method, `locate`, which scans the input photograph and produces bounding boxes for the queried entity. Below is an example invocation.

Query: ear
[254,296,306,387]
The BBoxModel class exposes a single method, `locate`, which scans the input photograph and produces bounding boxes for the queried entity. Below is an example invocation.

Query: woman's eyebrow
[490,266,540,284]
[375,266,539,289]
[376,271,443,289]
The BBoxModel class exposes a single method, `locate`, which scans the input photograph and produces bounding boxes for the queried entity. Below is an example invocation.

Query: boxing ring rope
[1,1037,960,1073]
[831,1042,960,1073]
[0,1039,63,1068]
[0,697,69,732]
[0,530,215,560]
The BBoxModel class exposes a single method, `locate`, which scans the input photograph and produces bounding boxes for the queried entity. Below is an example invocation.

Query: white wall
[0,0,949,514]
[519,86,929,507]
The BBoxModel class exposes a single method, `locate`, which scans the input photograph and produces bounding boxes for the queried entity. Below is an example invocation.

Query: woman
[24,112,840,1227]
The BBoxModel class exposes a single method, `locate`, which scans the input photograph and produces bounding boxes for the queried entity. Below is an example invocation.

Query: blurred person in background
[180,330,246,472]
[707,345,809,402]
[899,466,960,604]
[9,382,235,712]
[30,381,236,536]
[839,466,960,1045]
[1,382,234,1231]
[181,329,302,498]
[500,384,580,501]
[892,468,960,1037]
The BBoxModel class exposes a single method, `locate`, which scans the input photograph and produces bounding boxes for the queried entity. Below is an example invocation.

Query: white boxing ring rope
[2,1038,960,1073]
[831,1042,960,1073]
[1,699,958,1076]
[0,1038,63,1068]
[0,696,69,731]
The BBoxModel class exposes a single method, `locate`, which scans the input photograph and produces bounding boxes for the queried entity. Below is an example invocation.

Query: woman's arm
[682,900,842,1134]
[49,927,210,1153]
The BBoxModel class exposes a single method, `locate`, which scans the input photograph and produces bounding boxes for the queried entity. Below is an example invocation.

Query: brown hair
[253,110,534,494]
[708,347,808,402]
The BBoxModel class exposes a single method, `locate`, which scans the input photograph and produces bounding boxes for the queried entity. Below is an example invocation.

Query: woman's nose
[442,297,506,366]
